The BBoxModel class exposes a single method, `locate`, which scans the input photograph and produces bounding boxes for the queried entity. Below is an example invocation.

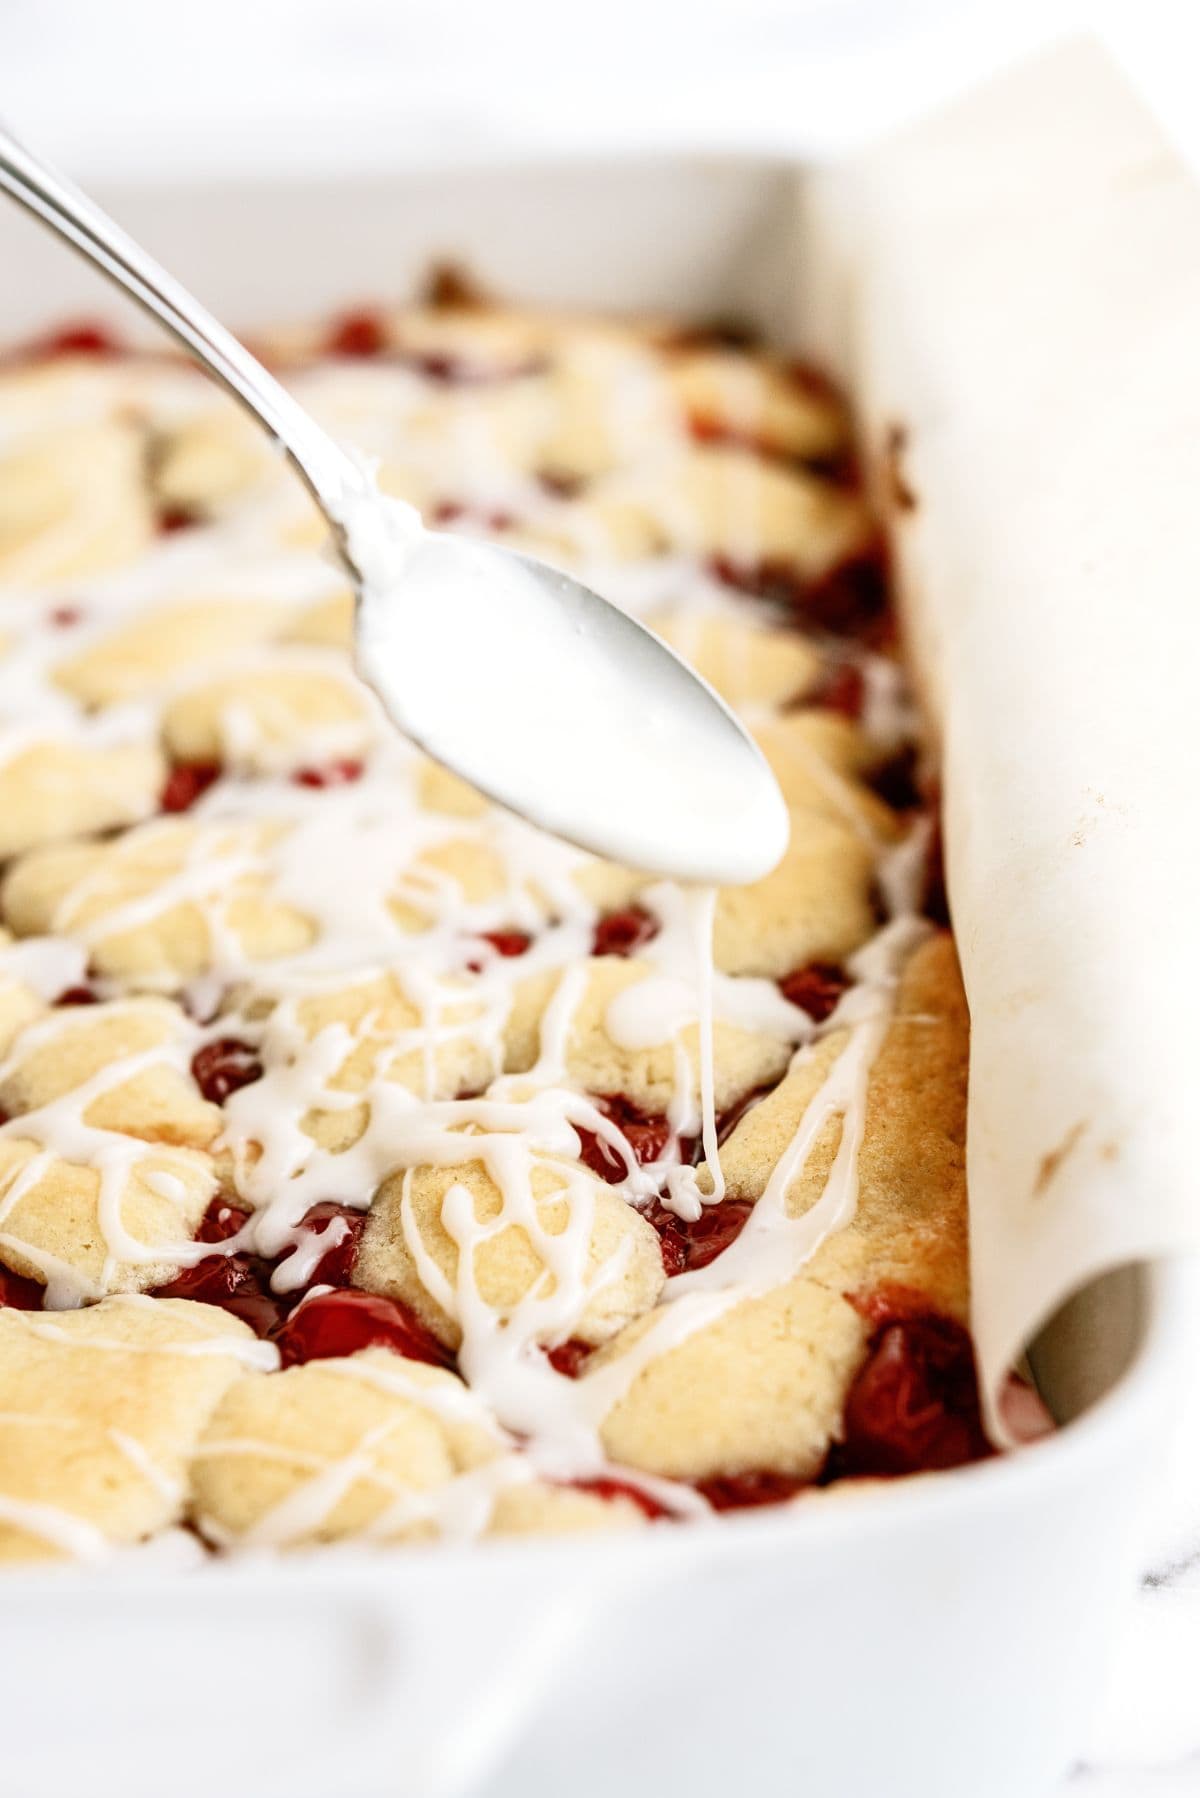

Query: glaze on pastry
[0,292,991,1561]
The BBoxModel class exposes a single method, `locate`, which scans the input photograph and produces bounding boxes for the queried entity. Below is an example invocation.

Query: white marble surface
[3,4,1199,1790]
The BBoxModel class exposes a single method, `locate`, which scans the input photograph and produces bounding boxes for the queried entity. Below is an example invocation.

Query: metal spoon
[0,125,788,886]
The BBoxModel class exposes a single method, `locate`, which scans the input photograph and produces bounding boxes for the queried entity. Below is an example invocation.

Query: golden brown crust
[0,295,973,1557]
[0,1297,255,1561]
[355,1158,666,1351]
[589,935,970,1481]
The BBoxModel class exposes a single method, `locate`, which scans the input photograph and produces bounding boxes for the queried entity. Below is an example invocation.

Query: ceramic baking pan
[0,43,1194,1798]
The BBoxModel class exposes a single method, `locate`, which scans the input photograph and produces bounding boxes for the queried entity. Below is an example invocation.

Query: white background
[0,0,1197,178]
[3,2,1199,1791]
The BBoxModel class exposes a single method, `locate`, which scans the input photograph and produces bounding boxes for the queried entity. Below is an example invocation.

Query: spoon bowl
[350,506,790,882]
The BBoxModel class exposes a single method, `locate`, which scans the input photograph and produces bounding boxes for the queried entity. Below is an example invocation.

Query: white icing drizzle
[0,323,945,1556]
[107,1428,186,1507]
[0,1493,110,1561]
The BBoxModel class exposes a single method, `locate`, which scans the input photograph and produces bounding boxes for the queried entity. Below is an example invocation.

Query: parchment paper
[807,39,1200,1417]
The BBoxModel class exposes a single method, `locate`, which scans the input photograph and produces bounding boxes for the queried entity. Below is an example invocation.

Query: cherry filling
[464,929,532,974]
[30,321,122,360]
[0,1264,46,1310]
[290,1201,367,1289]
[644,1196,754,1279]
[291,759,365,790]
[591,906,659,958]
[160,760,220,813]
[191,1038,264,1105]
[273,1288,453,1371]
[687,412,852,482]
[663,317,760,352]
[325,308,389,358]
[709,545,889,643]
[576,1094,676,1185]
[156,504,204,536]
[153,1246,287,1337]
[430,500,518,533]
[568,1476,672,1521]
[197,1200,252,1244]
[778,961,849,1024]
[546,1338,595,1378]
[687,412,777,459]
[422,262,488,309]
[401,351,548,386]
[54,985,99,1007]
[150,1199,370,1340]
[836,1289,991,1477]
[807,660,866,721]
[478,929,532,959]
[867,744,923,813]
[152,1200,281,1332]
[697,1469,811,1511]
[575,1086,760,1209]
[785,359,841,404]
[675,1291,990,1513]
[48,604,83,630]
[536,468,586,500]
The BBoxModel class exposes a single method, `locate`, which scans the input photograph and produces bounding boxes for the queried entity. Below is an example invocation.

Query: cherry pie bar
[0,278,992,1563]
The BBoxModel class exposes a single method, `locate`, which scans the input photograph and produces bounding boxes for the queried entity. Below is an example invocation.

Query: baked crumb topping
[0,290,987,1563]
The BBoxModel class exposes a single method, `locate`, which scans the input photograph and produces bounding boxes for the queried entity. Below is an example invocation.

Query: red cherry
[0,1263,45,1309]
[53,985,98,1007]
[481,930,531,958]
[708,547,889,643]
[291,759,365,789]
[546,1338,594,1378]
[785,360,840,404]
[643,1197,754,1278]
[591,907,659,958]
[685,412,784,462]
[152,1251,285,1337]
[48,604,83,629]
[291,1202,367,1289]
[687,410,732,448]
[480,930,531,959]
[569,1476,671,1521]
[191,1038,264,1105]
[430,500,517,531]
[326,309,388,358]
[157,504,202,535]
[196,1198,252,1244]
[465,929,533,974]
[536,469,585,500]
[576,1094,675,1185]
[809,661,866,720]
[160,761,220,813]
[803,546,891,641]
[39,321,121,359]
[407,351,462,383]
[868,745,923,812]
[405,350,546,387]
[272,1288,454,1370]
[839,1303,990,1477]
[696,1469,810,1511]
[778,961,849,1023]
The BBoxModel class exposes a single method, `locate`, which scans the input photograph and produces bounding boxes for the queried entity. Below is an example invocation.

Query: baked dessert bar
[0,282,991,1561]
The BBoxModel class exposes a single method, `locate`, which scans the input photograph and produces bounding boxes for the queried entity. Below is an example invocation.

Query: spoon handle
[0,122,360,529]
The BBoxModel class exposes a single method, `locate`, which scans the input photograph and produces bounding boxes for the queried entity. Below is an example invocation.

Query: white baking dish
[0,85,1192,1798]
